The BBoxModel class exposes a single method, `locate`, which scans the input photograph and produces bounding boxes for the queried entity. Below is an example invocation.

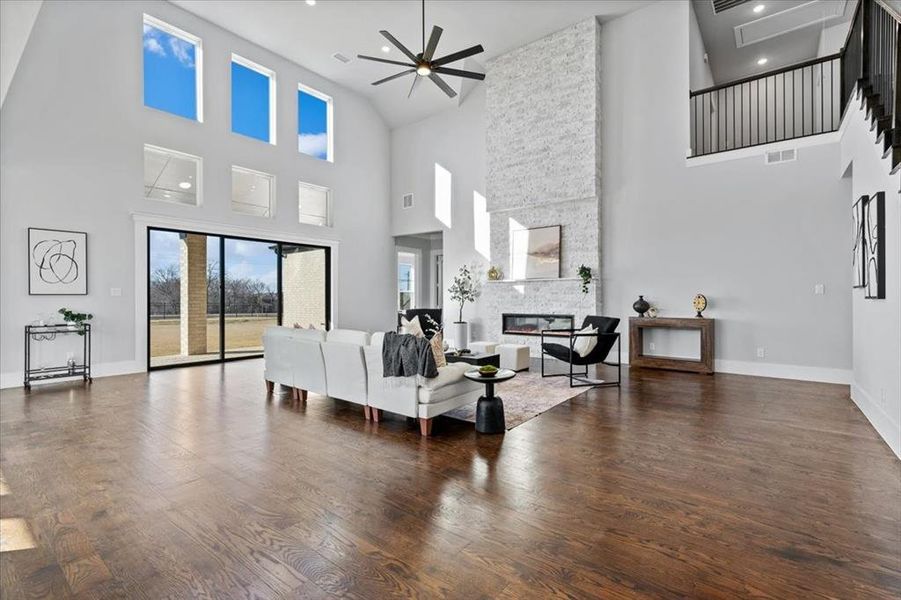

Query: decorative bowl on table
[477,365,499,377]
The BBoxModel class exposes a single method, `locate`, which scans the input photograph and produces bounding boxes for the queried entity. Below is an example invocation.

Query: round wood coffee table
[464,369,516,434]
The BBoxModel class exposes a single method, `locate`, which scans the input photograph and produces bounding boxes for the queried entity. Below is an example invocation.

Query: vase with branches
[448,264,480,350]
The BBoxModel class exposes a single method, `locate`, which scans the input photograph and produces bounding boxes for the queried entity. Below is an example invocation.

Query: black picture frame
[28,227,88,295]
[863,192,885,300]
[852,195,866,289]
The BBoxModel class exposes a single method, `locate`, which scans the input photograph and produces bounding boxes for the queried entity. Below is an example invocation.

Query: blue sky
[232,62,270,142]
[298,90,328,159]
[143,24,196,120]
[150,231,277,291]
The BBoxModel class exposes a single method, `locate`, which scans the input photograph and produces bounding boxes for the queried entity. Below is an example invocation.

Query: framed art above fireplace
[510,225,561,280]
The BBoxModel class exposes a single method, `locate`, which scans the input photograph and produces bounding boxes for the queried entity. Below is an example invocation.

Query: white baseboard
[851,383,901,460]
[713,360,852,384]
[1,360,144,390]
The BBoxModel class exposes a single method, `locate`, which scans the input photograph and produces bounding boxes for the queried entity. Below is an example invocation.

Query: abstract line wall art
[851,196,866,289]
[28,228,87,295]
[863,192,885,300]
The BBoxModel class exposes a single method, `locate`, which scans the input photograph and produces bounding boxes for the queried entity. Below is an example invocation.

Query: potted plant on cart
[58,308,93,335]
[448,264,479,351]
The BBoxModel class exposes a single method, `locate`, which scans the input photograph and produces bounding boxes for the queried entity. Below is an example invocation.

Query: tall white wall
[0,0,393,384]
[602,1,851,381]
[840,102,901,458]
[390,87,488,334]
[393,0,852,384]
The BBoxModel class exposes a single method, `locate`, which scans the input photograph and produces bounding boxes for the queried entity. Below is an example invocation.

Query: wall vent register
[402,193,414,209]
[765,148,797,164]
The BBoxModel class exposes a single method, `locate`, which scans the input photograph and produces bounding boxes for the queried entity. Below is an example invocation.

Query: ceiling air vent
[713,0,751,14]
[735,0,848,47]
[332,52,351,64]
[402,193,414,209]
[765,148,797,164]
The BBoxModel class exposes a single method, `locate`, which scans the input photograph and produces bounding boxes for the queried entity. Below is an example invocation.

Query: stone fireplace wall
[482,17,602,355]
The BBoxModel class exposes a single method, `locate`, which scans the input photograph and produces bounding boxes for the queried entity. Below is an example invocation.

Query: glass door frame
[146,225,331,371]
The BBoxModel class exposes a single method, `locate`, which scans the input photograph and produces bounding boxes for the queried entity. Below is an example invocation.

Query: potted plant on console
[448,264,479,351]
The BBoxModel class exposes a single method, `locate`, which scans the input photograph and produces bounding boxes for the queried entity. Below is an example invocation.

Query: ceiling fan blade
[433,66,485,81]
[380,30,420,63]
[407,75,422,98]
[428,73,457,98]
[357,54,416,68]
[372,69,415,86]
[431,44,484,67]
[422,26,443,61]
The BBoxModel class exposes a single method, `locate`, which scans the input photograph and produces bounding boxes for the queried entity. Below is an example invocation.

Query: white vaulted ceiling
[170,0,652,128]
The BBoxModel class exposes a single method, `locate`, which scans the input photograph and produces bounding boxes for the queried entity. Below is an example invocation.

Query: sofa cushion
[326,328,369,346]
[418,362,470,391]
[419,378,481,404]
[370,331,385,349]
[291,327,326,342]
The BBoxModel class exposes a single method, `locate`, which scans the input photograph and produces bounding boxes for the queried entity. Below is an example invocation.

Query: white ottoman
[469,341,498,354]
[498,344,530,371]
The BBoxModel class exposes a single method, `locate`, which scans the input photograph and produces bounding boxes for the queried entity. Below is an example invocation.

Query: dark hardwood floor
[0,359,898,599]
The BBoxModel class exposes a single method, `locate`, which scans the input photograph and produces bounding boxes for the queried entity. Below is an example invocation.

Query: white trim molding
[851,383,901,459]
[713,359,852,384]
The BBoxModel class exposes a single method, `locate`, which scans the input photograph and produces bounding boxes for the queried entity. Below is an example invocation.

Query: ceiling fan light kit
[357,0,485,98]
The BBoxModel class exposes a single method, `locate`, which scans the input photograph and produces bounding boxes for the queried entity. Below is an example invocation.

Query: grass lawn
[150,316,277,358]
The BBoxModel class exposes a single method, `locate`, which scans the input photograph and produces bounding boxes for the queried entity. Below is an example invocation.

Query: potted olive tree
[448,264,479,351]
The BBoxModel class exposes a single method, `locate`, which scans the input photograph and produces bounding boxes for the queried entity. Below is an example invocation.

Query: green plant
[448,264,480,323]
[578,265,593,294]
[59,308,93,335]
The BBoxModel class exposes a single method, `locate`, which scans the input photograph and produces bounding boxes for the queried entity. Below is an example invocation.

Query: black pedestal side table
[463,369,516,434]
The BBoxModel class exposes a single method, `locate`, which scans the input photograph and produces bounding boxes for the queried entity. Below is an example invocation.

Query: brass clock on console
[692,294,707,317]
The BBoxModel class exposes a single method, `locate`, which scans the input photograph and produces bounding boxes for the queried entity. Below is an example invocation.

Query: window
[231,54,276,144]
[397,252,417,310]
[231,166,274,217]
[148,227,331,369]
[143,15,202,121]
[298,85,333,161]
[298,181,331,226]
[143,144,201,206]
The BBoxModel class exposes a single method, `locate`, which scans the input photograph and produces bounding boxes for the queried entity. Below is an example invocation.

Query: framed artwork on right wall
[863,191,885,300]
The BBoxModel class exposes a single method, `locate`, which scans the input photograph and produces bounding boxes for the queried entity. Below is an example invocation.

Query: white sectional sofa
[363,332,481,435]
[262,326,481,435]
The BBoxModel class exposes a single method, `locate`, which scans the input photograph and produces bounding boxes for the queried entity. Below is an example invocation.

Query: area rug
[444,369,587,431]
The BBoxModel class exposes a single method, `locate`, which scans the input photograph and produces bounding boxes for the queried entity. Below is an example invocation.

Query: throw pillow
[429,332,447,368]
[573,325,598,357]
[401,315,425,338]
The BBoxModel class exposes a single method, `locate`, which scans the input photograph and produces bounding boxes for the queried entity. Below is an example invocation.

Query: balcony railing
[689,0,900,160]
[690,55,842,156]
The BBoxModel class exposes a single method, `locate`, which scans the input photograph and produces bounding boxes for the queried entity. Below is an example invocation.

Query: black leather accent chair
[540,316,621,387]
[397,308,443,339]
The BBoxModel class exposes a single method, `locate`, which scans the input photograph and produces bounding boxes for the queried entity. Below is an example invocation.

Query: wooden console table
[629,317,715,374]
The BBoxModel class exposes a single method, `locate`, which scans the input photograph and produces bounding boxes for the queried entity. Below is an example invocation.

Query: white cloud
[298,133,328,159]
[143,34,166,57]
[168,37,194,68]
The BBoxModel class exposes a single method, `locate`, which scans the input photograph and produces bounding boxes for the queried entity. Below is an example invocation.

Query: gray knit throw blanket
[382,332,438,378]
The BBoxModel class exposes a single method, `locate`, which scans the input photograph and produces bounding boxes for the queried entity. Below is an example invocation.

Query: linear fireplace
[502,313,574,337]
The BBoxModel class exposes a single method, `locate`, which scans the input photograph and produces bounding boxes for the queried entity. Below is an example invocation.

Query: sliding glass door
[148,227,329,369]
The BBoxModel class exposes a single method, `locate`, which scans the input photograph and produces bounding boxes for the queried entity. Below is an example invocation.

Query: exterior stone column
[179,234,207,356]
[282,247,326,329]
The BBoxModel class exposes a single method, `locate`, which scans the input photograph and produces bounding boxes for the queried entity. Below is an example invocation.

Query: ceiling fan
[356,0,485,98]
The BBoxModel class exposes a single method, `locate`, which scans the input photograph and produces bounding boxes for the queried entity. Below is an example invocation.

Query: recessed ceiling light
[757,57,768,65]
[753,4,765,13]
[178,181,192,189]
[381,45,391,53]
[305,0,316,5]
